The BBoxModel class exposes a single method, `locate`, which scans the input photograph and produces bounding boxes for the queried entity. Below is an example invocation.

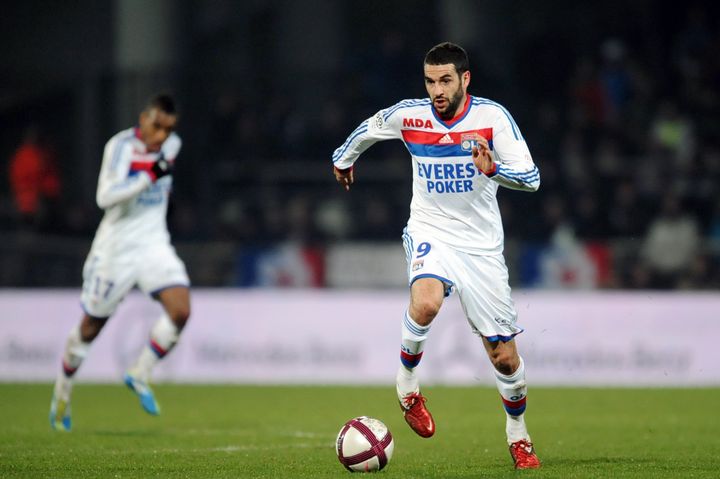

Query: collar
[432,94,472,128]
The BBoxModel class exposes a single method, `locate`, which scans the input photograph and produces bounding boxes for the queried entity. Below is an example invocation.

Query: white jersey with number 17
[332,95,539,255]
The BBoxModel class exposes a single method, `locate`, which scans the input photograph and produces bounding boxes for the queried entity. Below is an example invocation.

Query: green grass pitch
[2,384,718,478]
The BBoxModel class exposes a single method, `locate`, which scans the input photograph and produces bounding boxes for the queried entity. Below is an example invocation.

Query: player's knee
[410,300,441,326]
[80,315,107,342]
[489,350,519,375]
[170,307,190,330]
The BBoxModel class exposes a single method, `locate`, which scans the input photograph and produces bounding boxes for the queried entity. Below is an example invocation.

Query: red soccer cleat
[509,439,541,469]
[399,392,435,438]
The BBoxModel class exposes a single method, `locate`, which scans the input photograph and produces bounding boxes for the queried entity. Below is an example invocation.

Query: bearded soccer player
[50,94,191,430]
[332,42,541,469]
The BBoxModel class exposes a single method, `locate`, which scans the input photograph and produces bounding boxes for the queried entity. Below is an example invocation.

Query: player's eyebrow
[425,74,454,81]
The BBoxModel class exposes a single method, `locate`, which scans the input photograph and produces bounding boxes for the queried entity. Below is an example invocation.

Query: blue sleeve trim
[332,120,369,163]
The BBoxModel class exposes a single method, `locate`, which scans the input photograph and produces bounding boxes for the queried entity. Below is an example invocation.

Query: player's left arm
[472,112,540,192]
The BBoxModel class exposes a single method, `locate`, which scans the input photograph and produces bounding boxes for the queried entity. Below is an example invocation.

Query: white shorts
[80,243,190,318]
[402,228,522,341]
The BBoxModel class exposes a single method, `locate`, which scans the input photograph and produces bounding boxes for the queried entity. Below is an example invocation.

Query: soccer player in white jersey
[332,42,541,469]
[50,94,191,431]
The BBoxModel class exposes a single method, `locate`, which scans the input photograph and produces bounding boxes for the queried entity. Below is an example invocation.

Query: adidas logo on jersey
[438,134,453,144]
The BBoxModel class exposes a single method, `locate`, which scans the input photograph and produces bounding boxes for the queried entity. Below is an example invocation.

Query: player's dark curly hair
[145,93,177,115]
[424,42,470,75]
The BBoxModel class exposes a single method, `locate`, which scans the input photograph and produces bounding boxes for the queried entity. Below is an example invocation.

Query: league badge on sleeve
[373,111,385,130]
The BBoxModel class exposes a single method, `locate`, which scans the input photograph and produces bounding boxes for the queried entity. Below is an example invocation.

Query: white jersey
[89,127,181,254]
[332,95,539,255]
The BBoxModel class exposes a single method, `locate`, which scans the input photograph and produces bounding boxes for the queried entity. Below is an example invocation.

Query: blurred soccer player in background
[332,42,541,469]
[50,94,191,430]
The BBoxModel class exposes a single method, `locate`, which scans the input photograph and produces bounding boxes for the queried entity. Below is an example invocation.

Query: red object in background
[301,247,325,287]
[9,140,61,216]
[585,242,612,287]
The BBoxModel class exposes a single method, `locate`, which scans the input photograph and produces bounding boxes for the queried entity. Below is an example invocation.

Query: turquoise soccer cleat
[49,394,72,432]
[124,372,160,416]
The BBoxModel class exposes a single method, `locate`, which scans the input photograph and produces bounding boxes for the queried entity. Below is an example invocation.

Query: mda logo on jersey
[402,118,433,129]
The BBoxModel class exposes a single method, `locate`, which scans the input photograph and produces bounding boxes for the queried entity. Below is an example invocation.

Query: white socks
[396,365,420,401]
[54,313,182,399]
[129,313,179,383]
[494,356,530,444]
[54,324,91,401]
[400,310,430,368]
[397,311,430,399]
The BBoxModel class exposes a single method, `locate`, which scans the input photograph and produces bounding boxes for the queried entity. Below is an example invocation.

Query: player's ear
[462,71,471,89]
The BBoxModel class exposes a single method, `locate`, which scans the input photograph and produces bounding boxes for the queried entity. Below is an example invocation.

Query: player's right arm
[95,135,153,209]
[472,103,540,192]
[331,104,404,189]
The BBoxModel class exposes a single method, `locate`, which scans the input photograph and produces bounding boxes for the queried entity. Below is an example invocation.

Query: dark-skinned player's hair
[424,42,470,75]
[145,93,177,115]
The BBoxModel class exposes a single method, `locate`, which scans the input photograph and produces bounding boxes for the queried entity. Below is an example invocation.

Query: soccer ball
[336,416,394,472]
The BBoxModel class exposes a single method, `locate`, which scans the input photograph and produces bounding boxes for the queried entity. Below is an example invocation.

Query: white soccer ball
[336,416,394,472]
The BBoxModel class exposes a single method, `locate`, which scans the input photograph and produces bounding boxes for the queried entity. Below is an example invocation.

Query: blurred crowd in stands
[1,3,718,289]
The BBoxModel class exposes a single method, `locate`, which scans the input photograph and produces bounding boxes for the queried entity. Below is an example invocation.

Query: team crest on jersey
[412,260,424,271]
[460,132,482,152]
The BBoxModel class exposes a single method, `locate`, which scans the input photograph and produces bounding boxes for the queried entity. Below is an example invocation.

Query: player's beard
[434,87,465,121]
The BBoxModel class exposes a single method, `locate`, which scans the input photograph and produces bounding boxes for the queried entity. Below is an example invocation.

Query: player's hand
[150,155,173,182]
[472,137,497,176]
[334,166,354,191]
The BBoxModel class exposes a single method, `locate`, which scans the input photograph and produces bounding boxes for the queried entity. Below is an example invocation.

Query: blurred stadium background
[1,0,719,382]
[2,0,720,291]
